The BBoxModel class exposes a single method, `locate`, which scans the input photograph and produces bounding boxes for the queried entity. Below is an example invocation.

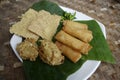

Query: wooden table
[0,0,120,80]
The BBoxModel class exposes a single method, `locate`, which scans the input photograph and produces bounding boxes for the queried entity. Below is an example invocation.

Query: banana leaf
[23,0,115,80]
[78,20,115,63]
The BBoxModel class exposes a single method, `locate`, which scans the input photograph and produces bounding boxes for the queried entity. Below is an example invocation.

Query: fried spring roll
[55,30,92,54]
[56,41,82,63]
[63,20,88,30]
[63,26,93,42]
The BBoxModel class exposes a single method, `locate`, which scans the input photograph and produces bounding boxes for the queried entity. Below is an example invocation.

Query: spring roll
[63,26,93,42]
[55,30,92,54]
[63,20,88,30]
[56,41,82,63]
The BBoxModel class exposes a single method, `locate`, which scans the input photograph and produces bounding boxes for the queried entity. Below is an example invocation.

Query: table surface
[0,0,120,80]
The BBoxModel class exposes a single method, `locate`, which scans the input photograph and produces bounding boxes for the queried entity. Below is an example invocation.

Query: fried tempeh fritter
[39,40,64,66]
[16,38,39,61]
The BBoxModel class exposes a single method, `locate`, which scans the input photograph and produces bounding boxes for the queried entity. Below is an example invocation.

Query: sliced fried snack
[55,30,92,54]
[56,41,82,63]
[16,38,39,61]
[63,26,93,42]
[39,40,64,66]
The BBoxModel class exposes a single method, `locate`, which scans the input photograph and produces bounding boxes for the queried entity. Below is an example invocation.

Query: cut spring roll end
[56,41,82,63]
[81,44,92,54]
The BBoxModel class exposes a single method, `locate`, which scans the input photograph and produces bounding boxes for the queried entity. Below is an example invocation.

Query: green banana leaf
[23,0,115,80]
[78,20,115,63]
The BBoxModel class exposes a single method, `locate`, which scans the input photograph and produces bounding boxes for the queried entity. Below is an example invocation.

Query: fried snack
[63,20,88,30]
[55,30,92,54]
[9,9,39,40]
[16,38,39,61]
[28,10,61,41]
[63,26,93,42]
[39,40,64,66]
[56,41,82,63]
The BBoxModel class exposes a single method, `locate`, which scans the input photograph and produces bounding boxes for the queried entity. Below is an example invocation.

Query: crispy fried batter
[16,38,38,61]
[39,40,64,66]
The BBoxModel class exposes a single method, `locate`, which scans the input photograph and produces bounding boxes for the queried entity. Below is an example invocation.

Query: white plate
[10,6,106,80]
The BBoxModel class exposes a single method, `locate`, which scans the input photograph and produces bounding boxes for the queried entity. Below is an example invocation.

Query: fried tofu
[9,9,39,40]
[28,10,61,41]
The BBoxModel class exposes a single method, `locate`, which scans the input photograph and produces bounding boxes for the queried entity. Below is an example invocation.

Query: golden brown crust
[63,26,93,42]
[16,38,39,61]
[56,41,82,63]
[55,30,92,54]
[38,40,64,66]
